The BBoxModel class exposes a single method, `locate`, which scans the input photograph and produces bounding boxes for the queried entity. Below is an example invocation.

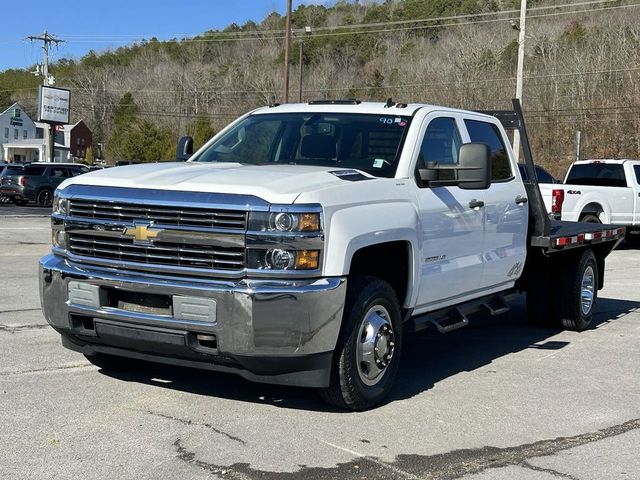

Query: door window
[464,120,512,181]
[416,117,461,184]
[633,165,640,185]
[48,167,69,178]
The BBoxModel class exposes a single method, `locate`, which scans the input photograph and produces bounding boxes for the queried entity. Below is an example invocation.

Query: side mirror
[458,143,491,190]
[176,136,194,161]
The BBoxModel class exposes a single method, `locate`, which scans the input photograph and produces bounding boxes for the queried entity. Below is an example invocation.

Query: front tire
[319,275,403,411]
[555,249,598,331]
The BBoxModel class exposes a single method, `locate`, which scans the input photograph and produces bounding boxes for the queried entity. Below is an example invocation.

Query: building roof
[0,102,26,117]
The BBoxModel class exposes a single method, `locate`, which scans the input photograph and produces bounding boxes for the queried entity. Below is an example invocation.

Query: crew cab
[39,99,624,410]
[541,159,640,235]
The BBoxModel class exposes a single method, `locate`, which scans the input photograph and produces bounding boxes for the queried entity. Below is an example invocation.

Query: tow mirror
[458,143,491,190]
[176,136,194,161]
[418,143,491,190]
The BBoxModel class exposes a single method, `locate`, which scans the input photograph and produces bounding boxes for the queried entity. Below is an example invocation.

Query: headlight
[247,249,320,270]
[52,229,66,248]
[248,210,321,232]
[247,206,323,272]
[52,195,69,215]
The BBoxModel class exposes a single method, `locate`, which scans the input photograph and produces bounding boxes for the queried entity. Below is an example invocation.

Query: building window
[76,138,80,146]
[23,130,28,139]
[3,128,7,138]
[14,129,18,139]
[81,138,85,146]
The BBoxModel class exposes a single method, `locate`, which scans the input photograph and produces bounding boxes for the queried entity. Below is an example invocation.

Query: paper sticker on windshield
[379,117,406,126]
[373,159,385,169]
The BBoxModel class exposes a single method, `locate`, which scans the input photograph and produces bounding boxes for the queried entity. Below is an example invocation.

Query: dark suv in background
[0,163,89,206]
[0,164,25,203]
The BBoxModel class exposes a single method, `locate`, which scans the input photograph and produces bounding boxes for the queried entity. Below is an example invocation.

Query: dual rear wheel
[527,249,598,331]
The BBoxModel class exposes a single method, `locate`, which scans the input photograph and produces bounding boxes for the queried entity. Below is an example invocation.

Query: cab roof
[252,101,496,120]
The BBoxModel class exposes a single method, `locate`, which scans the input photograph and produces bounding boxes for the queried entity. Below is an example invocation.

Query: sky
[0,0,323,71]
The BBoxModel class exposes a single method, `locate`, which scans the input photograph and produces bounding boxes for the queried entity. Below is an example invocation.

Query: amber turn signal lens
[299,213,320,232]
[295,250,320,269]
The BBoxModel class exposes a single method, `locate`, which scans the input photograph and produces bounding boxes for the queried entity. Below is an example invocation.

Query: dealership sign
[38,86,71,124]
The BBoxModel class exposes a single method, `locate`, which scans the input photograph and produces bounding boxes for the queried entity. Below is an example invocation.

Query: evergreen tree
[0,89,12,112]
[186,113,217,150]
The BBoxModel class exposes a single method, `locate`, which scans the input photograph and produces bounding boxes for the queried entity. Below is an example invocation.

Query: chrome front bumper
[39,254,347,387]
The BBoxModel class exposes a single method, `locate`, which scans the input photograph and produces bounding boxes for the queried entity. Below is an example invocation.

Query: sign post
[37,85,71,162]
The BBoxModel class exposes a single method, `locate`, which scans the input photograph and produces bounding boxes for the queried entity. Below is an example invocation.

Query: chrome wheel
[581,265,595,316]
[356,305,395,386]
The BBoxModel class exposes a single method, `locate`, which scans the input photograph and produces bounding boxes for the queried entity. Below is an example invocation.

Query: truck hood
[61,162,372,204]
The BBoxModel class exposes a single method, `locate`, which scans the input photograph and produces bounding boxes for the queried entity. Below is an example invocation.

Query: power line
[3,63,639,95]
[55,0,621,42]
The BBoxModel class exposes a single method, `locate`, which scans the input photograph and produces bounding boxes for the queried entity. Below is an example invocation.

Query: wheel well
[580,203,604,221]
[349,241,411,306]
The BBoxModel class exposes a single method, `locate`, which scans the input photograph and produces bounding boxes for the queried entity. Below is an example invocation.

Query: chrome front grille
[68,233,245,271]
[69,199,247,230]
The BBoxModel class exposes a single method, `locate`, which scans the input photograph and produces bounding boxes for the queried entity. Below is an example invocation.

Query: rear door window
[566,163,627,187]
[24,165,47,176]
[48,167,70,178]
[633,165,640,185]
[464,120,512,181]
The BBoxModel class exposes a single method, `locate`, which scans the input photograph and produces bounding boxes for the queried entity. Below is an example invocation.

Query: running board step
[481,295,511,316]
[410,291,518,333]
[427,308,469,333]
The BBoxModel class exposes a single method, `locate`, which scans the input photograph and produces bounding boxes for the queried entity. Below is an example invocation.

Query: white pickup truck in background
[540,159,640,240]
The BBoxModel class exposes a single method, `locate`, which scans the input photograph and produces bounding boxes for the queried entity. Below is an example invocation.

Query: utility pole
[283,0,292,103]
[27,31,64,163]
[298,41,304,103]
[512,0,527,162]
[27,30,63,87]
[297,26,312,103]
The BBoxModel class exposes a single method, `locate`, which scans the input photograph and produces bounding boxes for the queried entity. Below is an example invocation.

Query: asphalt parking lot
[1,207,639,480]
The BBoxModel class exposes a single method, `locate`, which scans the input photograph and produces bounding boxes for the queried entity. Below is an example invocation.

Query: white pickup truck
[39,99,624,410]
[541,159,640,240]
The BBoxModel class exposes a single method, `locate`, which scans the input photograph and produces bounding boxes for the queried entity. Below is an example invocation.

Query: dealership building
[0,102,92,163]
[0,103,39,163]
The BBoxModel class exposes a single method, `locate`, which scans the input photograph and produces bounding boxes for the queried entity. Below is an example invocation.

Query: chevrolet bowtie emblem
[124,224,161,243]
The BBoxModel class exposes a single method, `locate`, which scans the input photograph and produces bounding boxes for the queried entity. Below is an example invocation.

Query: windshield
[191,112,412,178]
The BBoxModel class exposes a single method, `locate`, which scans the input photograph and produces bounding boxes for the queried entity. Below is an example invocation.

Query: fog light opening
[196,334,217,350]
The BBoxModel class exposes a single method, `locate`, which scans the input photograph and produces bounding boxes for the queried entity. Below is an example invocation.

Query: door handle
[469,199,485,209]
[515,195,528,205]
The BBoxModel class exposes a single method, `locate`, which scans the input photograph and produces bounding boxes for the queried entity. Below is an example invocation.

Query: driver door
[413,114,485,311]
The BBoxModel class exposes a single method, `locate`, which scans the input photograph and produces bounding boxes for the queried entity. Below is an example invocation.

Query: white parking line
[0,227,50,230]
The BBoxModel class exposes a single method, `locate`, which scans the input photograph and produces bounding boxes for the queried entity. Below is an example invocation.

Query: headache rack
[479,99,625,253]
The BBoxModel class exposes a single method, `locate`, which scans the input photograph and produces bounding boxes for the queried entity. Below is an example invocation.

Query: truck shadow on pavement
[98,295,640,411]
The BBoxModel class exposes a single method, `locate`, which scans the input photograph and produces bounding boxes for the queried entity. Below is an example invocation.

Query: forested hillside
[1,0,639,176]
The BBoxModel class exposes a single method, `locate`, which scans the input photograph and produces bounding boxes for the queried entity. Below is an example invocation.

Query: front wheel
[555,249,598,331]
[36,189,53,207]
[319,275,403,411]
